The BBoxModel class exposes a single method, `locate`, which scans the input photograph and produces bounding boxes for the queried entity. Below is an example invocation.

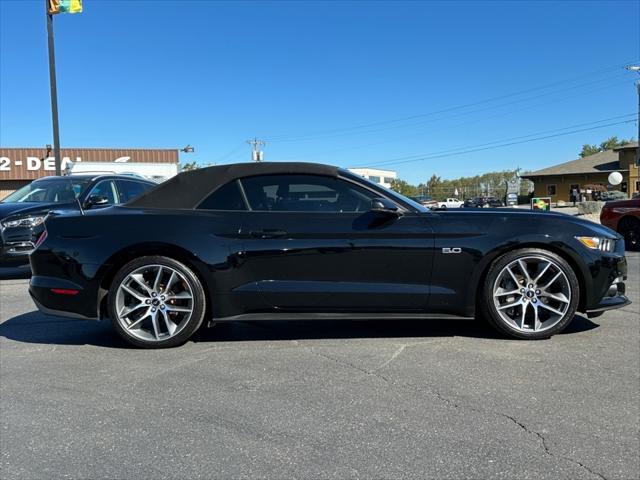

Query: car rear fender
[96,242,212,319]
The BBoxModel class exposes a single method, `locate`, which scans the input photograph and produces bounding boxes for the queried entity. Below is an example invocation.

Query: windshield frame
[339,170,430,213]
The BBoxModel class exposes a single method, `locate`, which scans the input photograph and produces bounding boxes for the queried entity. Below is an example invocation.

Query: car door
[239,174,435,312]
[83,179,119,208]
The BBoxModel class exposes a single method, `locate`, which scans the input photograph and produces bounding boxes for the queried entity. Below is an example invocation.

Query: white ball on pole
[608,171,623,186]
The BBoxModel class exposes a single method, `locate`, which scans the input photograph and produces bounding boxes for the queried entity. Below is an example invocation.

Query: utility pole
[46,2,62,176]
[626,66,640,166]
[246,138,266,162]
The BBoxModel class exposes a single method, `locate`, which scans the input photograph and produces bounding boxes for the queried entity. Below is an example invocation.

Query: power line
[266,72,631,143]
[355,115,636,169]
[262,60,639,142]
[277,77,633,160]
[212,142,246,163]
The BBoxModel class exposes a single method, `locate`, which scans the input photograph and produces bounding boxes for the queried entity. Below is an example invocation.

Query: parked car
[600,198,640,251]
[437,197,464,209]
[485,197,505,208]
[29,162,629,348]
[463,197,486,208]
[1,174,156,268]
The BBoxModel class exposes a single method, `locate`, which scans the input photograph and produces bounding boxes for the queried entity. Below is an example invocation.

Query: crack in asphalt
[306,346,608,480]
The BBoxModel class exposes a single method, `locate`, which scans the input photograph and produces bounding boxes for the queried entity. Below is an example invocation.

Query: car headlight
[1,215,46,229]
[575,236,615,252]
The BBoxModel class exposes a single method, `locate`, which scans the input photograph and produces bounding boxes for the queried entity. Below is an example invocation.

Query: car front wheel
[480,248,579,339]
[108,255,207,348]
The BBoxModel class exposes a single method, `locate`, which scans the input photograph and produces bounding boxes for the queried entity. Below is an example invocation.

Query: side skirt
[208,312,475,326]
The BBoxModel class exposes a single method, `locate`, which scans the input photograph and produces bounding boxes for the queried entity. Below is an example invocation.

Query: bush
[577,201,604,215]
[600,191,627,201]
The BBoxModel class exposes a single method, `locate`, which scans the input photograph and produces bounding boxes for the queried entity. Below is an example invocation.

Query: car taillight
[50,288,79,295]
[34,230,48,249]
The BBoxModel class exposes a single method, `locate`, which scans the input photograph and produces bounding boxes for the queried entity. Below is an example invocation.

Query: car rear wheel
[618,217,640,251]
[480,248,579,339]
[108,256,206,348]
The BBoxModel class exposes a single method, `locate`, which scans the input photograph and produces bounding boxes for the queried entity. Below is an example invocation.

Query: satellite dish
[608,171,623,186]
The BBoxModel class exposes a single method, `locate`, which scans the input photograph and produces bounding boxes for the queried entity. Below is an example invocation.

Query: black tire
[479,248,580,340]
[618,217,640,251]
[108,255,207,348]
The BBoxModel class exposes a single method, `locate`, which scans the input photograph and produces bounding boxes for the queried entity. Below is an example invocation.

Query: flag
[49,0,83,14]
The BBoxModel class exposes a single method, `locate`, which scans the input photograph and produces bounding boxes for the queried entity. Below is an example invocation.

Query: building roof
[613,142,639,151]
[522,142,637,178]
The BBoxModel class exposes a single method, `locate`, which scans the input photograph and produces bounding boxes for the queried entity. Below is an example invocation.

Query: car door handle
[249,229,288,239]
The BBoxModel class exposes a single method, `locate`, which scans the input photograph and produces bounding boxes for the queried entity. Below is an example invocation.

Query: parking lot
[0,253,638,479]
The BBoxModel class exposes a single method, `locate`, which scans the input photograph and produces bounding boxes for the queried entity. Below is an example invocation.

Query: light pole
[626,65,640,166]
[46,3,62,176]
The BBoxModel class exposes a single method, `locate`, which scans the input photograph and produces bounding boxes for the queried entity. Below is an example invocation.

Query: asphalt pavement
[1,253,638,479]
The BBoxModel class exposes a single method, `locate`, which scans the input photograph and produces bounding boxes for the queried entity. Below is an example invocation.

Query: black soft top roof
[126,162,340,209]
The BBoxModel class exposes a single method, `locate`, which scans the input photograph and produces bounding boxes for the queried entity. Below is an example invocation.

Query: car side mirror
[370,197,400,215]
[83,195,109,209]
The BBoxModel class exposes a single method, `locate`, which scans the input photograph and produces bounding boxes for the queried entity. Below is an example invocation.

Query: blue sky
[1,0,638,184]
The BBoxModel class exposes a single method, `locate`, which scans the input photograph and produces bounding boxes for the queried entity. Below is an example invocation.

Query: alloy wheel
[114,264,194,342]
[492,256,572,333]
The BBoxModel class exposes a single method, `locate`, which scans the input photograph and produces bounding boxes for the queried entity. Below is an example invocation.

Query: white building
[348,168,397,189]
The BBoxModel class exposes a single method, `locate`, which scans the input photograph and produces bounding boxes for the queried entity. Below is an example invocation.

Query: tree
[390,178,419,197]
[180,161,199,171]
[579,136,635,157]
[426,174,441,194]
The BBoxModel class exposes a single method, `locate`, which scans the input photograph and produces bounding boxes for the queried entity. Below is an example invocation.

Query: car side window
[240,174,377,212]
[86,180,118,205]
[117,179,153,203]
[197,181,248,211]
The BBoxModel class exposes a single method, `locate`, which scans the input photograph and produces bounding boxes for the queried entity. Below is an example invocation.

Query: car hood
[0,202,78,220]
[426,207,620,237]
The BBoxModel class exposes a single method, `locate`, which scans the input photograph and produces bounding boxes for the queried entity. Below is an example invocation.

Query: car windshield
[1,178,90,203]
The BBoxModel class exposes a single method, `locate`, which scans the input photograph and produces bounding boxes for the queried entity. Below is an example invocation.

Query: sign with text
[0,148,178,181]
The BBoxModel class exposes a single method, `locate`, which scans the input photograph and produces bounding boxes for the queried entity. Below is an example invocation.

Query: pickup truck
[437,198,464,209]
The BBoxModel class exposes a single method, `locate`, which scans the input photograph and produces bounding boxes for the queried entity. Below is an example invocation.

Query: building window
[369,176,381,183]
[383,177,395,184]
[546,185,556,196]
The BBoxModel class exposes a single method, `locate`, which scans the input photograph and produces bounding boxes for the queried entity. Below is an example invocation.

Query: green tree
[426,174,441,194]
[180,161,199,171]
[579,136,635,157]
[390,178,419,197]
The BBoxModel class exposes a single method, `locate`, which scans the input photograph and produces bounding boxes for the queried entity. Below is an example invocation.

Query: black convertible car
[29,162,630,348]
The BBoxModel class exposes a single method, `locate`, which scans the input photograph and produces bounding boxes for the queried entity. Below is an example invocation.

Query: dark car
[600,198,640,251]
[463,197,486,208]
[1,174,156,268]
[29,162,629,348]
[485,197,504,208]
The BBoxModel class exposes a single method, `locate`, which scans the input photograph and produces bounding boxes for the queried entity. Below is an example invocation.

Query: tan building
[0,147,179,199]
[521,143,639,201]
